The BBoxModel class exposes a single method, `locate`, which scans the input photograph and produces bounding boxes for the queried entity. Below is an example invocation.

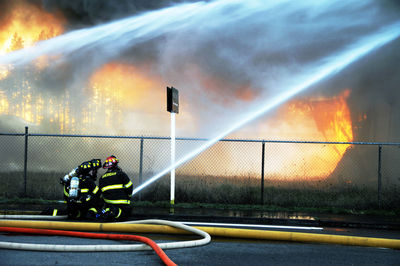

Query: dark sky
[41,0,190,26]
[37,0,400,29]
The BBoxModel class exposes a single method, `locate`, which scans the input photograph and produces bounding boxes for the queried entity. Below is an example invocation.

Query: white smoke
[0,0,399,139]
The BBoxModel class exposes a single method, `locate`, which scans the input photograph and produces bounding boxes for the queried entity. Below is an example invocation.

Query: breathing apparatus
[69,177,80,199]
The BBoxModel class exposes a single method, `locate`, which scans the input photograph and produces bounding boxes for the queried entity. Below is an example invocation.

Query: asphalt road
[1,206,400,265]
[1,228,400,266]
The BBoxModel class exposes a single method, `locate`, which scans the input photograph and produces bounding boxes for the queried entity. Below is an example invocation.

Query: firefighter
[60,160,102,220]
[99,155,133,221]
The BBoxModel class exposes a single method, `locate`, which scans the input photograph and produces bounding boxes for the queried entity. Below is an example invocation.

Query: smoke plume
[0,0,399,190]
[0,0,399,141]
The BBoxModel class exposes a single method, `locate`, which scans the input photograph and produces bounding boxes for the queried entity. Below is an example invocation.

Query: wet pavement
[2,232,399,266]
[128,206,400,231]
[1,203,399,232]
[1,203,400,265]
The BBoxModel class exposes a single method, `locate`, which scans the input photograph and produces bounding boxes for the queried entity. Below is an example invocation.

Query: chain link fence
[1,127,399,210]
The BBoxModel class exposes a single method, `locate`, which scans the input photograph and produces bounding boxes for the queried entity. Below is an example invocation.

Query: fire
[257,89,354,179]
[178,88,355,181]
[88,62,166,131]
[308,89,353,151]
[0,1,65,126]
[0,1,65,79]
[0,0,357,173]
[87,62,355,180]
[89,63,157,109]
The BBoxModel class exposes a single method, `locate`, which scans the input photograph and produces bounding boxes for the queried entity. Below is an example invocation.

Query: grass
[1,171,399,216]
[138,173,400,214]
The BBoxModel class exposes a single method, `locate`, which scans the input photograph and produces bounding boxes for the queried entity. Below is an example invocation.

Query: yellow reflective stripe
[115,208,122,219]
[93,186,99,194]
[88,208,98,213]
[81,188,89,193]
[52,209,58,216]
[124,181,132,188]
[64,187,69,197]
[102,172,117,178]
[103,198,130,204]
[101,184,124,192]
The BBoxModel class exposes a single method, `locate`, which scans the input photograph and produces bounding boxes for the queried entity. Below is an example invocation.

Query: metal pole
[138,137,144,201]
[23,126,28,197]
[170,112,176,213]
[261,142,265,205]
[378,145,382,208]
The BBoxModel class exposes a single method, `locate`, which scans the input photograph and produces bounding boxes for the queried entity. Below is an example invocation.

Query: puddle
[132,206,317,220]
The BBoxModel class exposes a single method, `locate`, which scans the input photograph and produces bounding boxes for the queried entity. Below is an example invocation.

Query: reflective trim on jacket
[103,198,131,205]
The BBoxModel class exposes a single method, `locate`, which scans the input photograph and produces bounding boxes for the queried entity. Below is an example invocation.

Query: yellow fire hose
[0,219,399,250]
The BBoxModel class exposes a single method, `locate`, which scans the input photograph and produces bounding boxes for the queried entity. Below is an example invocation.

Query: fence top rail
[28,134,148,139]
[1,132,400,146]
[0,133,25,137]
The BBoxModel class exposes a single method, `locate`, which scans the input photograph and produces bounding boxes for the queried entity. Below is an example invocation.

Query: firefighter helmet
[103,155,118,169]
[78,161,92,174]
[91,159,102,170]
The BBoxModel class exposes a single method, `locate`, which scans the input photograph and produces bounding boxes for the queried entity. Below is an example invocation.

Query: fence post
[378,145,382,208]
[23,126,28,197]
[138,137,144,201]
[261,141,265,205]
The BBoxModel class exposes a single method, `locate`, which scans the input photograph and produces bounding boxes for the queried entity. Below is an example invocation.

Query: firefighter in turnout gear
[99,155,133,221]
[60,160,102,220]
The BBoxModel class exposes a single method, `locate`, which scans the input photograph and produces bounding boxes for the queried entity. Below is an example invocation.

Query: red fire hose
[0,226,177,266]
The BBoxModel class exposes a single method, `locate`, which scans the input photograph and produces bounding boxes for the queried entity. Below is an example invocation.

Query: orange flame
[0,1,65,126]
[89,63,355,180]
[88,62,167,131]
[308,89,353,152]
[176,86,355,181]
[258,89,354,179]
[284,90,353,143]
[88,62,200,135]
[89,63,158,109]
[0,1,65,79]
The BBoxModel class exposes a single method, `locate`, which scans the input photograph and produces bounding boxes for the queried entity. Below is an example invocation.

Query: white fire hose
[0,216,211,252]
[0,214,68,220]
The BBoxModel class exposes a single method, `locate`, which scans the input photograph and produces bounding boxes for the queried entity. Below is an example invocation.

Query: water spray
[132,21,400,196]
[0,0,398,197]
[0,0,281,67]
